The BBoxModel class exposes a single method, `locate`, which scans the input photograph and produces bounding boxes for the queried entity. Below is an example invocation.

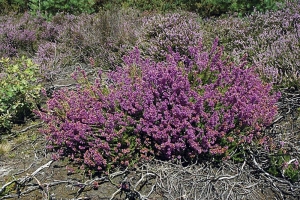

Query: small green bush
[0,57,41,133]
[267,148,300,182]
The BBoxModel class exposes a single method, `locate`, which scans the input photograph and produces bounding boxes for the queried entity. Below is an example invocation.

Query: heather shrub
[0,13,62,80]
[90,0,284,16]
[202,0,300,90]
[38,40,279,173]
[0,12,60,58]
[137,12,203,61]
[37,70,140,171]
[0,57,41,133]
[0,13,37,57]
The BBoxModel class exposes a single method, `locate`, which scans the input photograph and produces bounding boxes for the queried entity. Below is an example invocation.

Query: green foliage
[190,0,232,17]
[99,0,285,16]
[121,0,184,12]
[0,0,286,17]
[284,164,300,183]
[268,149,300,182]
[0,181,16,197]
[29,0,96,17]
[0,57,41,133]
[101,0,185,12]
[187,0,285,17]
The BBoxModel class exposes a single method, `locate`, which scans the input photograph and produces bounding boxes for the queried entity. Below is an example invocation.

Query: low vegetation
[0,0,300,199]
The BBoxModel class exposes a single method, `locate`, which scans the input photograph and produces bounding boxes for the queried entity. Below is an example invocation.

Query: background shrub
[29,0,97,18]
[94,0,187,13]
[0,12,64,80]
[0,0,99,17]
[0,9,140,81]
[137,12,203,61]
[0,13,39,57]
[202,0,300,90]
[0,0,286,17]
[186,0,285,17]
[99,0,285,17]
[0,0,30,15]
[0,57,41,133]
[38,40,279,173]
[34,8,140,81]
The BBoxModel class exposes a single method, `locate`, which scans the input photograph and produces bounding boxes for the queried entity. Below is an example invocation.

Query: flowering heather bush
[0,12,62,58]
[137,12,203,61]
[38,40,280,172]
[202,1,300,89]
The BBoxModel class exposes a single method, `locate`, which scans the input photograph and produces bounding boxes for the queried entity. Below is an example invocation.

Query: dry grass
[0,140,11,155]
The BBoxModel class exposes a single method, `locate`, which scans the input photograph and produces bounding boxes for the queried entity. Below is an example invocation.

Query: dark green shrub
[0,0,30,15]
[120,0,184,12]
[29,0,96,17]
[185,0,285,17]
[100,0,185,12]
